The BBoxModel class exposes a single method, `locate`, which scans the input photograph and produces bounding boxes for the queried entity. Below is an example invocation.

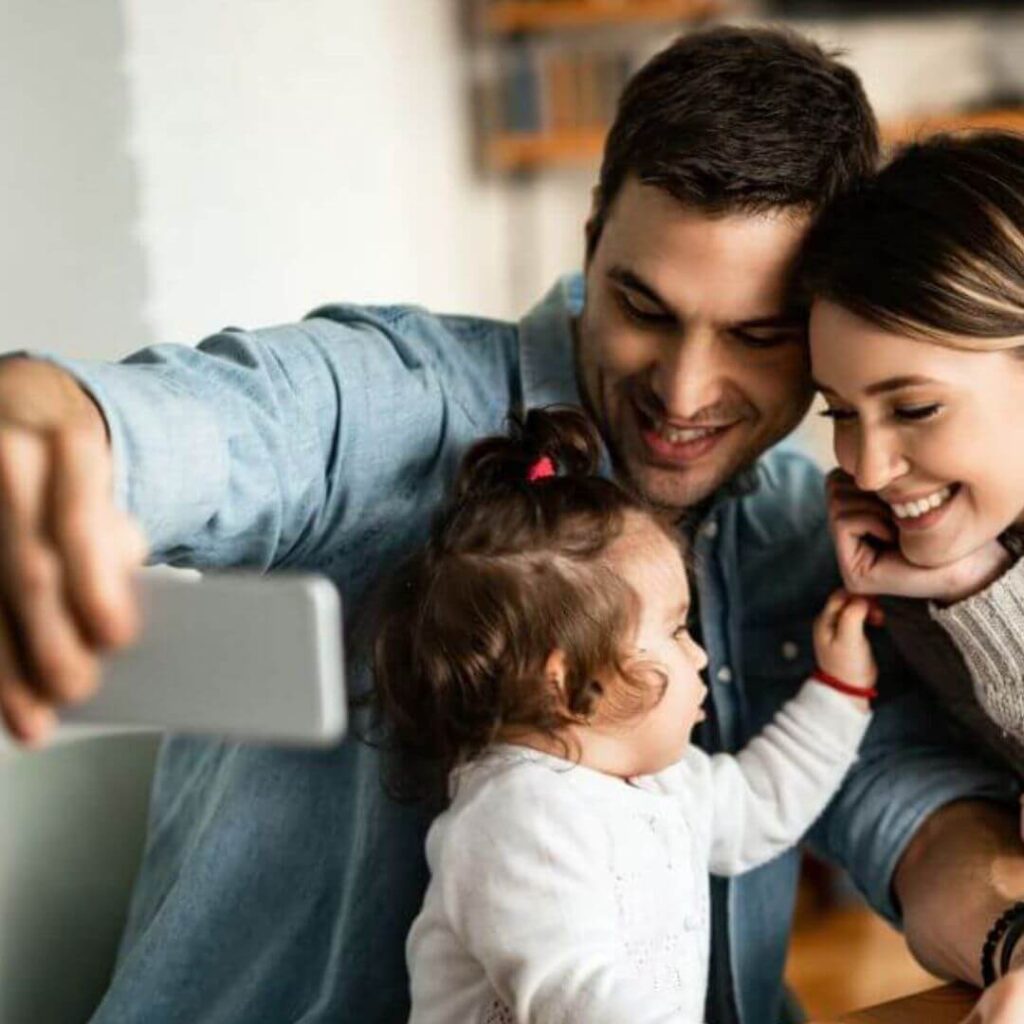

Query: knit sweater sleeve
[438,770,692,1024]
[930,556,1024,748]
[706,682,871,877]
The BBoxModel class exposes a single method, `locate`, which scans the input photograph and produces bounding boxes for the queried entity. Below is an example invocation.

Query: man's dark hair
[588,25,879,258]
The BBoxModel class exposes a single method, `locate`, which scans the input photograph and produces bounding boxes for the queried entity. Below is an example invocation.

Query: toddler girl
[374,407,876,1024]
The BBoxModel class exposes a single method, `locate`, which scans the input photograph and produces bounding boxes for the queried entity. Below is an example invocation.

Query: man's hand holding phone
[0,357,146,745]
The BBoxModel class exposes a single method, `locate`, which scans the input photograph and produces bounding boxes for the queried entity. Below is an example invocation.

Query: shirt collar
[517,274,584,411]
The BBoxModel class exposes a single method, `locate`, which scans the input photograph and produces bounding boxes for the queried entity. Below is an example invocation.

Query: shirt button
[716,666,733,684]
[702,520,719,540]
[781,641,799,661]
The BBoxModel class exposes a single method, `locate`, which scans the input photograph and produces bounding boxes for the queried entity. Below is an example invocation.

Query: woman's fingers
[831,510,899,593]
[826,471,893,521]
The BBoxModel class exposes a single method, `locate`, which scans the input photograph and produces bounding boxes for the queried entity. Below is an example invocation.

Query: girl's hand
[826,469,1012,604]
[813,589,877,690]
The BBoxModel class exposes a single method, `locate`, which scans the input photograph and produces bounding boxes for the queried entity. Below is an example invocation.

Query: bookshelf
[485,108,1024,173]
[882,107,1024,144]
[473,0,724,173]
[472,2,1024,173]
[483,0,723,34]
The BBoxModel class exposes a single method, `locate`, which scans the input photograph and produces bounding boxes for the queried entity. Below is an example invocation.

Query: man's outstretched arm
[895,799,1024,1021]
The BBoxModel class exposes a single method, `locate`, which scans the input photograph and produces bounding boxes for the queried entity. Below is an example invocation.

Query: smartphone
[58,568,346,746]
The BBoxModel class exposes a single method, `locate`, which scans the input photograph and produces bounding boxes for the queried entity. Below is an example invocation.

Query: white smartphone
[58,568,346,746]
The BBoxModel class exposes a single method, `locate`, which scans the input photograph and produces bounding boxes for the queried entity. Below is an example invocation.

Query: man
[3,25,1024,1024]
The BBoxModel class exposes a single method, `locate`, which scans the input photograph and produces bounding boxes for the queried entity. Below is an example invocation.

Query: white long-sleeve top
[407,680,870,1024]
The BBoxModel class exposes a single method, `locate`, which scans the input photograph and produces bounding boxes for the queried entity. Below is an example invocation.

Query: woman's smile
[882,483,960,531]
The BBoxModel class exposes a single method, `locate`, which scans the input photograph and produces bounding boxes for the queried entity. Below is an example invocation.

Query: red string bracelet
[811,668,878,701]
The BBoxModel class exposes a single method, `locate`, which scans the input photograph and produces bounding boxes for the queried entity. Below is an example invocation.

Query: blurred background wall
[6,1,1024,354]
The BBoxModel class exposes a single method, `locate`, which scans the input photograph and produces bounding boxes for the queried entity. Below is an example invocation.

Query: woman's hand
[826,469,1012,604]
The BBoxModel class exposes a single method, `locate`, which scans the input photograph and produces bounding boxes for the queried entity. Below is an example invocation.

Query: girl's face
[603,516,708,775]
[810,300,1024,567]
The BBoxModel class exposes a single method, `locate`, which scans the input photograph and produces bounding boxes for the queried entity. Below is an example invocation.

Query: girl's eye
[672,624,689,642]
[895,403,941,422]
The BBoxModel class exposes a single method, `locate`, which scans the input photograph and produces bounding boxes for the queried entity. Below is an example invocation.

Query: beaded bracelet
[982,900,1024,986]
[1000,905,1024,979]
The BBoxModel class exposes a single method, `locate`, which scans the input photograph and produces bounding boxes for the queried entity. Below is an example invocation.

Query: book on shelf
[493,43,635,136]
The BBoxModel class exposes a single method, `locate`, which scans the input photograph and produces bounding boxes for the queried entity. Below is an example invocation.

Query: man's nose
[652,329,725,421]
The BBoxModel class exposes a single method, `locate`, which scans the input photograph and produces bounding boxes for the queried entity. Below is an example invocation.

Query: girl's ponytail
[452,406,602,502]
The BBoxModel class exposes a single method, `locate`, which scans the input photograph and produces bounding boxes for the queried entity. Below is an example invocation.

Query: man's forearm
[895,799,1024,985]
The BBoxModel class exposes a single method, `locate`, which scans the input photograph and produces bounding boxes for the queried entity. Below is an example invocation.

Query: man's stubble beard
[609,432,755,522]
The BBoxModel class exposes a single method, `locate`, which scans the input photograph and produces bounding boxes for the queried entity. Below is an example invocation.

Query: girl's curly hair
[372,406,677,801]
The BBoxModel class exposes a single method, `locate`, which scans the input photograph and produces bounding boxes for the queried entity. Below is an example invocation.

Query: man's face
[577,179,814,514]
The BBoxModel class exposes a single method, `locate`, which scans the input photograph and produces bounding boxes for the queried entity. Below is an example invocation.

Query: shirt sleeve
[31,307,476,570]
[806,659,1021,926]
[440,774,692,1024]
[706,681,870,877]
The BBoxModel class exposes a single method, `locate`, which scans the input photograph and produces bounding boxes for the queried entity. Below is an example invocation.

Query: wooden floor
[785,866,941,1020]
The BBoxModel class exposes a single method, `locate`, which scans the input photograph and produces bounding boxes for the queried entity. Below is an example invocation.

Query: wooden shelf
[484,0,722,34]
[487,128,606,170]
[883,107,1024,143]
[487,109,1024,172]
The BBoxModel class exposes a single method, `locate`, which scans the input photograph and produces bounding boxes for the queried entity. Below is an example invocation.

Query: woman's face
[810,299,1024,568]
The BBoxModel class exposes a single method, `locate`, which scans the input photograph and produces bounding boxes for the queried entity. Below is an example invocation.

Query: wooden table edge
[813,982,976,1023]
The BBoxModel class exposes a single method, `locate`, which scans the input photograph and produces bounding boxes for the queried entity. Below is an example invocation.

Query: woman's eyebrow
[863,374,938,396]
[811,375,938,396]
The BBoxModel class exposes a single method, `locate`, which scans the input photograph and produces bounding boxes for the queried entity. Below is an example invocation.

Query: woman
[800,130,1024,771]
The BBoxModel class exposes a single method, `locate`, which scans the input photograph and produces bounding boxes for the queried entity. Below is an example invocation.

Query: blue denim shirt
[47,277,1018,1024]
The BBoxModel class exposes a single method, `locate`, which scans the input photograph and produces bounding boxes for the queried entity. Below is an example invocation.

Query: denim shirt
[46,277,1017,1024]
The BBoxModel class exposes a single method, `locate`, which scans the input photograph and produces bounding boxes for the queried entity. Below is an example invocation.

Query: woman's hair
[799,130,1024,351]
[372,406,676,799]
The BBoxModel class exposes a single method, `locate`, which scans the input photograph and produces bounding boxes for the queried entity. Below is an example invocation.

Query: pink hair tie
[527,455,556,482]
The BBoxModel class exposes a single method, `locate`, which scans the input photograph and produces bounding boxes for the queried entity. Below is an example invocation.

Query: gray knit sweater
[882,555,1024,772]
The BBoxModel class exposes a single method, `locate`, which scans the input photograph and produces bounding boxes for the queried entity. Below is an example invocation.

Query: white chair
[0,733,160,1024]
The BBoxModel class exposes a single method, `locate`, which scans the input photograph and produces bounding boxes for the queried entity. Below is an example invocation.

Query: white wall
[0,0,149,360]
[121,0,515,346]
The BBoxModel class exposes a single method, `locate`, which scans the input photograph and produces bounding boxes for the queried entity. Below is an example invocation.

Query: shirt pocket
[741,620,816,733]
